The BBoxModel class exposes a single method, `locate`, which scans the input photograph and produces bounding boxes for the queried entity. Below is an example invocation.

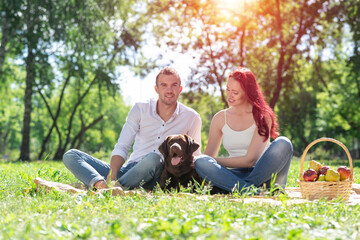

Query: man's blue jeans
[63,150,163,190]
[195,136,293,192]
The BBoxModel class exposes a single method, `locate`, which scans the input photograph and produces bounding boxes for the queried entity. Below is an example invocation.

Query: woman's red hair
[229,67,279,140]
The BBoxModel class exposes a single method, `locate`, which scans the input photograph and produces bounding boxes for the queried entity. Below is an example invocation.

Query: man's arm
[109,103,141,181]
[107,155,125,182]
[111,104,140,160]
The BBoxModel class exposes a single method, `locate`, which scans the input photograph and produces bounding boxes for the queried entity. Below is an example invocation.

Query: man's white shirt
[111,98,202,164]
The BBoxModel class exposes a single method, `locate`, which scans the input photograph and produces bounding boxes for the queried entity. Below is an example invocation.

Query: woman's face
[226,77,247,106]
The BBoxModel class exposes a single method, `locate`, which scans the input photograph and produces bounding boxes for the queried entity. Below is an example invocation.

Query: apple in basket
[303,169,319,182]
[319,166,331,175]
[337,166,351,181]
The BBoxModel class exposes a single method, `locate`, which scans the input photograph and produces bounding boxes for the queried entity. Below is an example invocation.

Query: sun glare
[214,0,253,12]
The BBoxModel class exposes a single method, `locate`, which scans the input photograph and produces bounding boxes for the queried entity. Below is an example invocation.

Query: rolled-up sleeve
[111,104,141,160]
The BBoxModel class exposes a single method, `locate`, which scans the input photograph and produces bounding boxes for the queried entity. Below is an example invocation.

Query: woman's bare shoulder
[213,109,227,119]
[211,109,227,125]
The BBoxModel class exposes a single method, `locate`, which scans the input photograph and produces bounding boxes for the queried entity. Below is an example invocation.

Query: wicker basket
[298,138,353,201]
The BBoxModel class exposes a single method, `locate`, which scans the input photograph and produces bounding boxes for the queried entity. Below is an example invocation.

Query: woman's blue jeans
[195,136,293,193]
[63,149,163,190]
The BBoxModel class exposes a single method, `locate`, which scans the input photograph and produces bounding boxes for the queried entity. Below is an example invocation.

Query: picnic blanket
[29,177,360,205]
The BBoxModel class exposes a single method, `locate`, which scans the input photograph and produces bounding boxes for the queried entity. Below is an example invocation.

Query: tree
[35,0,152,160]
[147,0,357,153]
[148,0,341,109]
[19,0,44,161]
[1,0,155,160]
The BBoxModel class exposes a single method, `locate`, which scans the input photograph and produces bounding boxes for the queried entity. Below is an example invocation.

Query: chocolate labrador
[158,134,202,190]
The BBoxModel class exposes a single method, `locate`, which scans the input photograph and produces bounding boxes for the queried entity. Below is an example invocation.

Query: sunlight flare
[214,0,255,13]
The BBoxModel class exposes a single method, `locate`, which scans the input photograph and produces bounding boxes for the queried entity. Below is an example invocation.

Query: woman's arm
[204,111,224,157]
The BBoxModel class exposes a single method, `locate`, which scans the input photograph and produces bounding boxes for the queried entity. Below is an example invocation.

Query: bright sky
[119,51,195,106]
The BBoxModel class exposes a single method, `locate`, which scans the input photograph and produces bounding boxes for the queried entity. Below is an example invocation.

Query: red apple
[303,169,319,182]
[319,166,331,175]
[337,166,351,181]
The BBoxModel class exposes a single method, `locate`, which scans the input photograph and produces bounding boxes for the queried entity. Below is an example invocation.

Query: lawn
[1,158,360,239]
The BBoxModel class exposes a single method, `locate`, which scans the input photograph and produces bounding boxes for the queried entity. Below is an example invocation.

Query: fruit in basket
[325,169,340,182]
[309,160,323,173]
[318,174,326,181]
[337,166,351,181]
[319,166,331,175]
[303,169,319,182]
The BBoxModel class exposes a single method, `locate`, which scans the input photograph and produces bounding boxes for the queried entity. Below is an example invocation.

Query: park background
[0,0,359,162]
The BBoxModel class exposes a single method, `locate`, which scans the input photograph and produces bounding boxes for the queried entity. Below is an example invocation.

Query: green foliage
[0,62,24,158]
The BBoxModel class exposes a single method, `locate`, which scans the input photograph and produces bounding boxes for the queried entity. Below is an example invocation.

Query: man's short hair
[155,67,181,86]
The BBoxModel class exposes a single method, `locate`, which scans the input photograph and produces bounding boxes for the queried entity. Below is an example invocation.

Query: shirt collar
[150,98,180,119]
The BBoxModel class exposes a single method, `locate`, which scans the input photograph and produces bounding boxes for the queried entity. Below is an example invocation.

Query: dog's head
[158,134,200,176]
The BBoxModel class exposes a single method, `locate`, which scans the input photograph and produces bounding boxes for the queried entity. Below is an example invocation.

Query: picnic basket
[298,137,353,201]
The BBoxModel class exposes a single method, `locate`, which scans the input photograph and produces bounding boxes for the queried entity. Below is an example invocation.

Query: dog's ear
[159,136,170,157]
[184,134,200,155]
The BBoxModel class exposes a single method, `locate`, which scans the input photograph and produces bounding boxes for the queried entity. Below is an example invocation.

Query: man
[63,67,202,191]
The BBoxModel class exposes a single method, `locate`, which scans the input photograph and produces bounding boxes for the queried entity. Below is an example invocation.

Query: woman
[195,67,293,193]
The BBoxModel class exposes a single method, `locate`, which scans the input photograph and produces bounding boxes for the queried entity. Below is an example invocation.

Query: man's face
[155,74,183,106]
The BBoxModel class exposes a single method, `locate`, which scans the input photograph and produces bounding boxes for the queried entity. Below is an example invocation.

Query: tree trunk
[37,74,71,160]
[269,0,285,110]
[239,24,246,67]
[19,44,34,161]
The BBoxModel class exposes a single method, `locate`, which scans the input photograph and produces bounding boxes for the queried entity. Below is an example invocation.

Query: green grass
[1,158,360,239]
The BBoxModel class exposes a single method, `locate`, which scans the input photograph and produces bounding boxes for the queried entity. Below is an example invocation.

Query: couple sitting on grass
[63,67,293,194]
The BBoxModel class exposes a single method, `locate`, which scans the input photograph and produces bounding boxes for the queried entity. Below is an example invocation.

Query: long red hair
[229,67,279,140]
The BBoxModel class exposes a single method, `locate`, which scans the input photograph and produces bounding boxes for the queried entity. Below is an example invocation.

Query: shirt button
[162,124,164,126]
[158,137,160,139]
[153,150,155,152]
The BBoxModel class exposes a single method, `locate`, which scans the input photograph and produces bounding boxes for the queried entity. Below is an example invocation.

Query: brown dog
[158,134,202,190]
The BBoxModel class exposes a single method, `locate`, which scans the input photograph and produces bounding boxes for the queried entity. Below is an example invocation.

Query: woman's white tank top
[221,110,269,158]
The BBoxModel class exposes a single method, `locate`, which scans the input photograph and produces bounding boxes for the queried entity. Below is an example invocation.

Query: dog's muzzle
[169,143,184,166]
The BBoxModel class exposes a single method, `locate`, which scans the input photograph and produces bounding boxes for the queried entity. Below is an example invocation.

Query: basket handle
[299,137,353,180]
